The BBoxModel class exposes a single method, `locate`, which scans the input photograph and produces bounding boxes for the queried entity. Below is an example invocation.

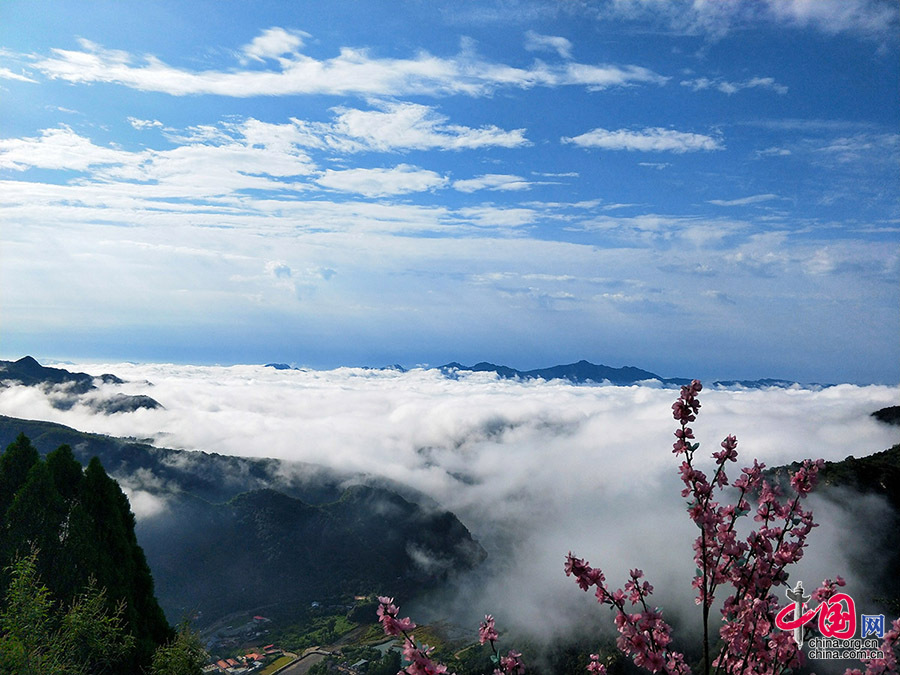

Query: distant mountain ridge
[0,355,162,413]
[439,359,682,385]
[438,361,827,388]
[265,358,820,388]
[0,354,822,398]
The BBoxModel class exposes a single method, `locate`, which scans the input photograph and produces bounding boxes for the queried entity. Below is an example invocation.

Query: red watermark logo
[775,590,856,639]
[775,581,887,662]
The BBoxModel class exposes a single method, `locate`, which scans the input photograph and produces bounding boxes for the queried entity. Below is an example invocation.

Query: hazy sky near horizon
[1,1,898,383]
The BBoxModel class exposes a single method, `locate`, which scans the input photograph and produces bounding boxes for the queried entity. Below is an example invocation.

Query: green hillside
[0,416,486,626]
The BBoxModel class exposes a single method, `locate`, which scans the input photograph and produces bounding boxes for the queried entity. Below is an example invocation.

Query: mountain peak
[15,355,40,365]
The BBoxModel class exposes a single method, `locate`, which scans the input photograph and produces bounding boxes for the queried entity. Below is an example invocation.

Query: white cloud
[816,133,900,163]
[708,194,780,207]
[265,260,292,279]
[455,206,537,228]
[99,142,317,199]
[155,104,527,156]
[30,31,667,97]
[315,164,448,197]
[121,487,169,518]
[575,212,748,242]
[0,176,522,237]
[701,289,736,305]
[681,76,788,95]
[596,0,898,39]
[127,117,163,130]
[755,146,792,158]
[453,174,532,193]
[559,62,667,91]
[3,186,896,384]
[765,0,899,37]
[524,30,573,59]
[0,67,36,82]
[562,127,723,153]
[533,171,579,178]
[0,123,316,197]
[0,126,134,171]
[323,101,529,151]
[241,27,309,62]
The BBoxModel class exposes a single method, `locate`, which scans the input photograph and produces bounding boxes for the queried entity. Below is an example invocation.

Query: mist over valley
[1,356,897,659]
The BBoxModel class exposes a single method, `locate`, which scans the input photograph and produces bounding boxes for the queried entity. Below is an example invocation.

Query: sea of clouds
[0,363,897,648]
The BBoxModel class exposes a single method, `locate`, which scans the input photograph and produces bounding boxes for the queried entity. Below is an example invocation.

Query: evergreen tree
[0,434,43,591]
[4,462,68,581]
[44,444,87,600]
[0,433,39,516]
[70,457,172,671]
[46,444,83,503]
[0,436,173,673]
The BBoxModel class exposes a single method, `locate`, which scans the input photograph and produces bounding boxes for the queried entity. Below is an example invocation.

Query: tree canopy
[0,434,176,673]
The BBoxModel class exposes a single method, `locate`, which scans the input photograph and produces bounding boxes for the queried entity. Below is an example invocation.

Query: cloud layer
[0,364,896,640]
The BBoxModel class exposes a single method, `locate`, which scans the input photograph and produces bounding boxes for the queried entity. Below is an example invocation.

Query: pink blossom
[499,650,525,675]
[568,381,836,675]
[479,614,499,645]
[586,654,607,674]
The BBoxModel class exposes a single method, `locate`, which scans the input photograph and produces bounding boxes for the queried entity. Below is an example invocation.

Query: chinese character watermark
[861,614,885,639]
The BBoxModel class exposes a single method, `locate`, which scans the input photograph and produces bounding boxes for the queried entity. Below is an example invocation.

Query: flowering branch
[378,596,449,675]
[567,380,838,675]
[377,597,524,675]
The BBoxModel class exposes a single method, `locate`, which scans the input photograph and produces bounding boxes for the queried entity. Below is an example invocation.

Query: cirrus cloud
[453,174,532,193]
[562,127,724,153]
[594,0,898,40]
[680,76,788,95]
[315,164,448,197]
[524,30,573,59]
[30,32,667,98]
[0,66,36,83]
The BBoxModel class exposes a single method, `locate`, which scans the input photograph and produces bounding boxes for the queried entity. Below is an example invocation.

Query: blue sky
[1,0,897,383]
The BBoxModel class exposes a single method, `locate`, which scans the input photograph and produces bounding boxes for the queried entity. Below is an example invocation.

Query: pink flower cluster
[479,615,499,645]
[811,576,847,604]
[378,596,449,675]
[586,654,607,674]
[378,596,417,636]
[564,556,689,674]
[566,381,886,675]
[377,598,525,675]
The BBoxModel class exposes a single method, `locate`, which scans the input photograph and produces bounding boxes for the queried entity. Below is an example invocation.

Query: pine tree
[0,436,174,674]
[3,460,68,589]
[0,434,39,509]
[0,434,42,590]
